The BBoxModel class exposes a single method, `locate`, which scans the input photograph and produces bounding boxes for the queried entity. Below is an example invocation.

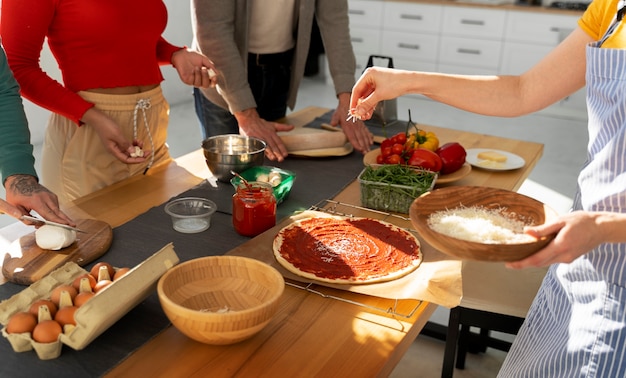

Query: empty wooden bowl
[409,186,559,262]
[157,256,284,345]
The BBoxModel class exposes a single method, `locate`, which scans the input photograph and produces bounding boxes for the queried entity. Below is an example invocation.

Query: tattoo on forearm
[8,175,49,196]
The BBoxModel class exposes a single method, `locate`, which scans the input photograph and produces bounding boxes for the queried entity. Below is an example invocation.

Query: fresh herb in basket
[358,165,437,213]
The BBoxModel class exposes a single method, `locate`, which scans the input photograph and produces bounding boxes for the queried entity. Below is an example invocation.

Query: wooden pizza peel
[1,219,113,285]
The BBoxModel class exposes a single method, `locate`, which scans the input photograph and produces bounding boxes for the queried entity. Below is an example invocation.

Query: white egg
[35,225,77,250]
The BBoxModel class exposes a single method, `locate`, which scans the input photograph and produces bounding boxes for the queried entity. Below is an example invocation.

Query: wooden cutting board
[2,219,113,285]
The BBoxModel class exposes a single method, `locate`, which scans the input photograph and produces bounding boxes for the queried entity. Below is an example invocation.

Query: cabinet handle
[457,48,481,55]
[460,19,485,26]
[398,42,421,50]
[351,37,364,43]
[349,9,366,15]
[400,14,423,21]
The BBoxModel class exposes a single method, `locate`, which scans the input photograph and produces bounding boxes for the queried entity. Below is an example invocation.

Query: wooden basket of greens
[358,165,437,214]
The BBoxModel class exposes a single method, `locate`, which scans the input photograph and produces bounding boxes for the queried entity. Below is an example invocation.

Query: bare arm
[351,28,592,119]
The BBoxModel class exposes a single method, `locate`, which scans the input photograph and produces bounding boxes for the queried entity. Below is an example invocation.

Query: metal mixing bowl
[202,135,266,182]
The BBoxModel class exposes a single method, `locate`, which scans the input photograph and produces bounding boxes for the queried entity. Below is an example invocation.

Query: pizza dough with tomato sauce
[273,215,422,284]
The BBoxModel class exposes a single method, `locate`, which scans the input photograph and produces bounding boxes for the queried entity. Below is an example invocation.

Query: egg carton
[0,243,179,360]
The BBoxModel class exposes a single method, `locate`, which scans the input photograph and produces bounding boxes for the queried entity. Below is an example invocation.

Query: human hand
[3,175,75,226]
[332,93,373,154]
[234,108,294,162]
[505,211,612,269]
[171,48,218,89]
[349,67,405,121]
[82,108,152,164]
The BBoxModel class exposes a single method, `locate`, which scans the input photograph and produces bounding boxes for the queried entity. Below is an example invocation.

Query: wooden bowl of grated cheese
[409,186,559,262]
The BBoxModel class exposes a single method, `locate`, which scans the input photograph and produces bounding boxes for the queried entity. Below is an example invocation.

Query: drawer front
[442,7,506,40]
[381,30,439,63]
[348,0,384,27]
[383,2,443,33]
[505,11,579,45]
[439,36,502,70]
[350,27,382,55]
[501,42,552,74]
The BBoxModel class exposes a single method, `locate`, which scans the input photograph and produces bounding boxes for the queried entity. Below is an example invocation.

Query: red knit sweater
[0,0,182,125]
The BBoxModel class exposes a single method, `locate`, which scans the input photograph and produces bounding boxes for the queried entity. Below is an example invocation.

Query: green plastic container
[230,166,296,204]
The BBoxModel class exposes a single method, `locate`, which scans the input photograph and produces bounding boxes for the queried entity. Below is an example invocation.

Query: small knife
[20,215,87,233]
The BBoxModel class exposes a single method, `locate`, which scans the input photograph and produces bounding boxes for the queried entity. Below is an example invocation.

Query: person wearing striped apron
[348,0,626,374]
[498,1,626,375]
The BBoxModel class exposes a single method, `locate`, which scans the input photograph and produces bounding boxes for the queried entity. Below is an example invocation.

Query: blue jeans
[194,50,293,140]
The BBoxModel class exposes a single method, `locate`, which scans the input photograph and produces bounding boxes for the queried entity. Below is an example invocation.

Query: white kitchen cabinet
[382,2,444,33]
[347,0,385,79]
[381,30,440,65]
[346,1,587,120]
[439,36,503,71]
[504,11,579,45]
[380,2,442,72]
[442,7,507,40]
[501,11,586,118]
[438,7,505,74]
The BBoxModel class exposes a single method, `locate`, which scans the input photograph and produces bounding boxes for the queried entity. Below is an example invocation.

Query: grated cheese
[427,206,536,244]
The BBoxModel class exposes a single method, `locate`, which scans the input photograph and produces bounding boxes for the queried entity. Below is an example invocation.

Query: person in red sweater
[0,0,217,204]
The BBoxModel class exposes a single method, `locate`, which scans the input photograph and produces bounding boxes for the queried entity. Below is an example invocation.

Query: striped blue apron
[498,6,626,377]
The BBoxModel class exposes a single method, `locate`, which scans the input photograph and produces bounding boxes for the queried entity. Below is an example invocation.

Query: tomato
[391,143,404,156]
[380,139,393,150]
[376,153,385,164]
[436,142,467,174]
[407,148,443,172]
[381,146,393,158]
[385,154,402,165]
[390,132,407,145]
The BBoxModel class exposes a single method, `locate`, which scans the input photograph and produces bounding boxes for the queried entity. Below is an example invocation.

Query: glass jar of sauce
[232,181,277,237]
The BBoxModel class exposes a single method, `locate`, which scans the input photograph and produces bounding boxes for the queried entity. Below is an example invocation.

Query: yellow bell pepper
[415,129,439,151]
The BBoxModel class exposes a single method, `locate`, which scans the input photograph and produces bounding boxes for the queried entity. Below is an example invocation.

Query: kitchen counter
[0,107,545,377]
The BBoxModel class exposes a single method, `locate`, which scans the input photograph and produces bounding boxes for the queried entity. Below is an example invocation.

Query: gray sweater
[191,0,357,114]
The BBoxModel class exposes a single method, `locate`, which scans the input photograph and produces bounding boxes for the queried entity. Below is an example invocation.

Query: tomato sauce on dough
[277,218,420,281]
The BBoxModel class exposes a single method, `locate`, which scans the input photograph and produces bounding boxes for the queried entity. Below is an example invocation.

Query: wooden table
[52,107,542,377]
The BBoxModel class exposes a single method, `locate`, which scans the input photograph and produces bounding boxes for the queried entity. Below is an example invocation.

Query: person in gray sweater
[191,0,373,161]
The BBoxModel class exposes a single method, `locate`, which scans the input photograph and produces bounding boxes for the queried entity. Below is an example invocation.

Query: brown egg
[50,284,78,307]
[113,267,130,281]
[90,262,114,281]
[74,291,95,307]
[94,279,113,293]
[6,311,38,334]
[28,299,58,318]
[72,273,96,292]
[32,320,63,343]
[54,306,77,327]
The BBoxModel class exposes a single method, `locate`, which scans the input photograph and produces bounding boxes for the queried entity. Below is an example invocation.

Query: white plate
[466,148,525,171]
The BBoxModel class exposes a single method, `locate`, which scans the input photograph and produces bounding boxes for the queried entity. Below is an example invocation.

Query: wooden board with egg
[0,243,179,359]
[2,219,113,285]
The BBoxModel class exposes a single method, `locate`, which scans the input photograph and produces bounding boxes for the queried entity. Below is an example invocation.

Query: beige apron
[41,86,171,204]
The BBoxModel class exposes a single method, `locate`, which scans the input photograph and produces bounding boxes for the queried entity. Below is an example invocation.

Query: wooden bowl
[157,256,284,345]
[409,186,559,262]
